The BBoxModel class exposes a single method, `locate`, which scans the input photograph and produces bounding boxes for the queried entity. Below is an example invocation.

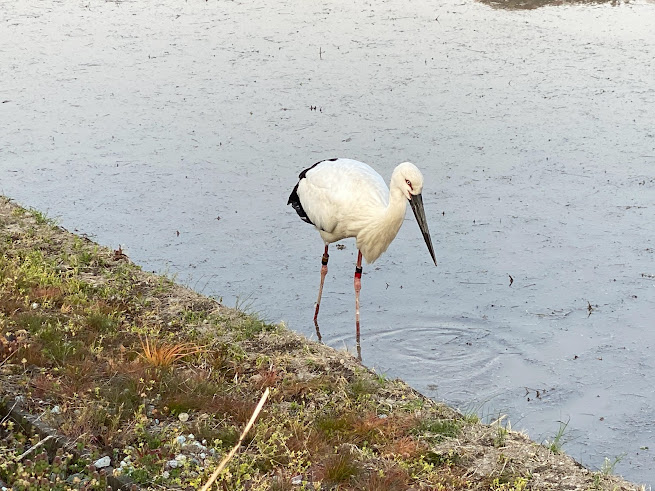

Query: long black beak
[409,193,437,266]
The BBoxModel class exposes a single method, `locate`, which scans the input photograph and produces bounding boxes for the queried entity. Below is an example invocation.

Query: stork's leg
[313,245,329,341]
[354,250,363,358]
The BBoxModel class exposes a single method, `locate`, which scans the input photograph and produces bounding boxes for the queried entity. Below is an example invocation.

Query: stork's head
[393,161,425,200]
[392,161,437,266]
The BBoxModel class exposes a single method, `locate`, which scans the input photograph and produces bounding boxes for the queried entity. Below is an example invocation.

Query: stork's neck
[381,174,409,231]
[356,173,408,264]
[386,181,409,225]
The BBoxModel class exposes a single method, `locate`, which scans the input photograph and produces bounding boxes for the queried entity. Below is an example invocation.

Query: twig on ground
[16,434,55,461]
[200,388,270,491]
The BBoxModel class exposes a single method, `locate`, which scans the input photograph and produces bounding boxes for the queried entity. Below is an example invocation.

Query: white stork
[288,158,437,350]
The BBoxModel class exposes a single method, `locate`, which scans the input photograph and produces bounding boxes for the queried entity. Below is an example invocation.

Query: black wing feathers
[287,158,339,226]
[287,182,313,225]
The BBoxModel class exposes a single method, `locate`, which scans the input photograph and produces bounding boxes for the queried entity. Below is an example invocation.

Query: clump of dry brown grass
[138,335,204,368]
[317,446,362,485]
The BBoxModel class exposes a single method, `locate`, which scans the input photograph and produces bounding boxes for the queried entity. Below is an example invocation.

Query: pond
[1,0,654,484]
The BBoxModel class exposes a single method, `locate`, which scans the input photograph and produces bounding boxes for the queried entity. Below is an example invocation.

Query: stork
[288,158,437,352]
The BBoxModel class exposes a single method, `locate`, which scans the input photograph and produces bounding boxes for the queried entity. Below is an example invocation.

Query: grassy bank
[0,196,643,490]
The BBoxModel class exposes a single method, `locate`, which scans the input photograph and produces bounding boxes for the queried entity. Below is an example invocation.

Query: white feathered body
[292,159,413,264]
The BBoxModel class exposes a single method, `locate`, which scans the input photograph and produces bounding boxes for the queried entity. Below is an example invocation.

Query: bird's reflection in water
[314,318,322,342]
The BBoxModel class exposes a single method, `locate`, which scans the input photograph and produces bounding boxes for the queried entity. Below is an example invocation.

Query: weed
[347,375,380,399]
[491,415,510,448]
[234,314,276,339]
[86,311,119,333]
[413,417,461,442]
[15,313,56,334]
[28,208,56,226]
[591,472,602,489]
[544,418,569,454]
[320,447,361,484]
[280,374,331,402]
[423,449,461,467]
[37,323,87,365]
[11,207,26,218]
[315,410,351,438]
[460,405,481,424]
[489,475,529,490]
[356,462,411,491]
[98,374,143,418]
[398,397,426,411]
[374,371,388,384]
[383,436,424,459]
[213,426,241,449]
[600,454,625,475]
[139,335,204,368]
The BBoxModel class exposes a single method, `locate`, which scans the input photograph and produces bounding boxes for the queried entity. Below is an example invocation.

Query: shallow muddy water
[2,0,655,484]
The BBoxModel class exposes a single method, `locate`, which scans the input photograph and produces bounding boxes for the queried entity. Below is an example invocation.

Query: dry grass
[138,335,204,368]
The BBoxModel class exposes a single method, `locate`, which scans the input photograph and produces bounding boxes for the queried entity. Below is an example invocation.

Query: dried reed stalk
[200,387,270,491]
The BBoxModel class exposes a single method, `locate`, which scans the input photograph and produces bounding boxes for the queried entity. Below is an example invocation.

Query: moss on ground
[0,197,643,490]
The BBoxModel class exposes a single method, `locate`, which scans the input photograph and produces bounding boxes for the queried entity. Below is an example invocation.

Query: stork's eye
[405,179,413,190]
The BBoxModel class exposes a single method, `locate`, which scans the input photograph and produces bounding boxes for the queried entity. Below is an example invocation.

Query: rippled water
[1,0,654,484]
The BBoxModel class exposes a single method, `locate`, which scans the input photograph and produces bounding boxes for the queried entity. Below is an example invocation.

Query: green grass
[28,207,56,226]
[600,454,625,475]
[544,419,570,454]
[413,417,461,442]
[347,373,382,399]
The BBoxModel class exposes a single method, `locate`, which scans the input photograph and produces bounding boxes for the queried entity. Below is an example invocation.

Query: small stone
[291,474,303,485]
[175,454,187,463]
[187,433,195,440]
[199,452,206,459]
[31,302,39,309]
[178,412,189,422]
[51,405,61,414]
[176,435,187,445]
[166,459,179,469]
[93,456,111,468]
[162,471,170,479]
